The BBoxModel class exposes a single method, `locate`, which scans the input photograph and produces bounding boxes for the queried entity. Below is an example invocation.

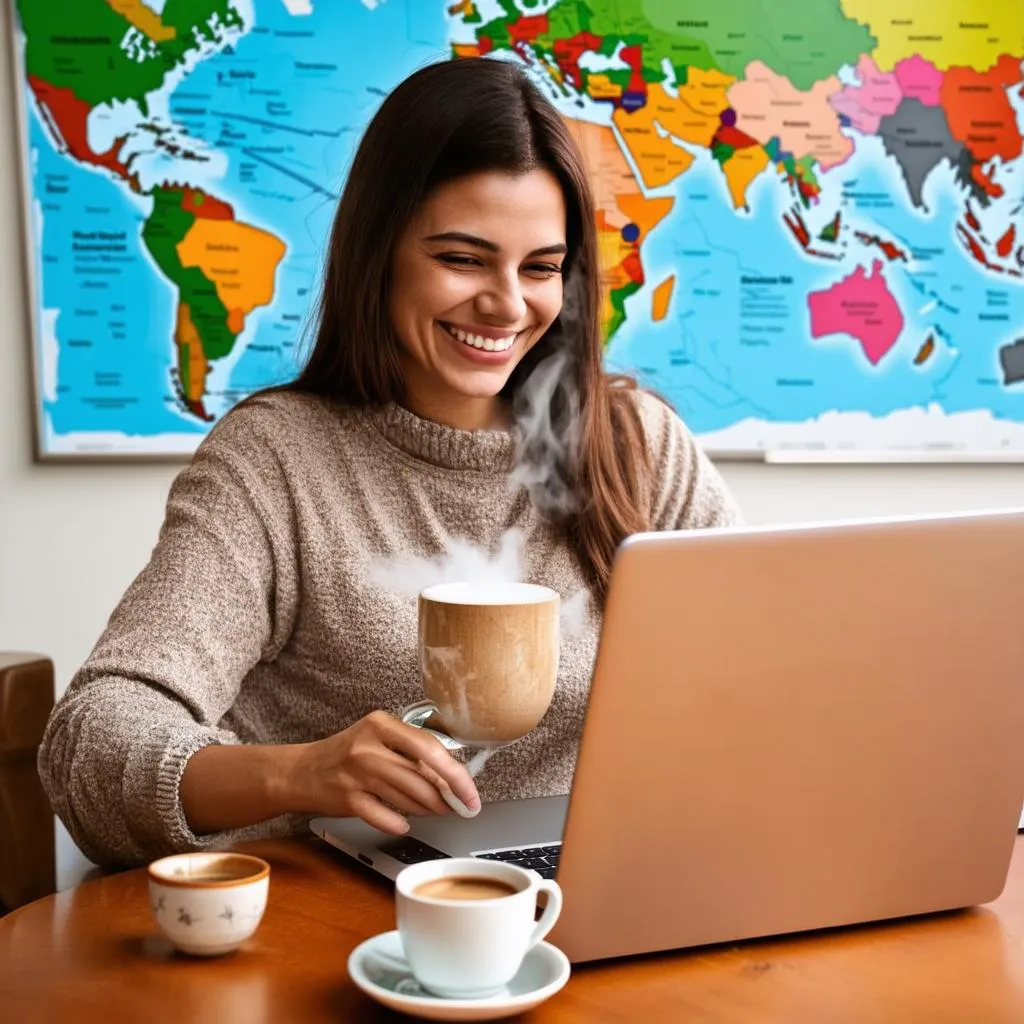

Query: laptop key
[519,857,549,871]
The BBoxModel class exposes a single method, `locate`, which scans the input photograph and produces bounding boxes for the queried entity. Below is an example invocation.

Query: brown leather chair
[0,652,56,913]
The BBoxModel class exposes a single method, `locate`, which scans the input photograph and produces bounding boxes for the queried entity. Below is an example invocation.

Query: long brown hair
[291,58,651,596]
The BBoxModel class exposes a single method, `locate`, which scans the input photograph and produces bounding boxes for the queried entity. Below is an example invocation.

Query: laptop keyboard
[473,843,562,880]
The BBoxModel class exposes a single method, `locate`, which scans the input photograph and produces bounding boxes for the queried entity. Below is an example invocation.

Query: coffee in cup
[395,856,562,998]
[413,875,518,901]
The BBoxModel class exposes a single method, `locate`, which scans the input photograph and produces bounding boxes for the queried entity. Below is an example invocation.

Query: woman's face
[389,168,567,430]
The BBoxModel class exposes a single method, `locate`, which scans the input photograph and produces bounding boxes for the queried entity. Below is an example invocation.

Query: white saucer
[347,930,571,1022]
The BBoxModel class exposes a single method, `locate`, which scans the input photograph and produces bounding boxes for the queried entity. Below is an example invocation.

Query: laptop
[313,509,1024,962]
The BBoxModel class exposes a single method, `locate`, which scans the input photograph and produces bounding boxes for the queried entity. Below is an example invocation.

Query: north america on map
[11,0,1024,455]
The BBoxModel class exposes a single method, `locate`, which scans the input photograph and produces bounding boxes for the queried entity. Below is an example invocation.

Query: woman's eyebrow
[424,231,499,252]
[424,232,567,259]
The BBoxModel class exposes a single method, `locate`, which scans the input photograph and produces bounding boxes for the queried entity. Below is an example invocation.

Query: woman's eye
[524,263,563,278]
[436,253,481,267]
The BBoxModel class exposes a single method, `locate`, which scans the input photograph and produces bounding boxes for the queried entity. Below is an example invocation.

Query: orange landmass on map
[104,0,176,42]
[586,74,623,102]
[940,56,1024,164]
[665,69,735,143]
[652,276,675,321]
[613,102,694,188]
[729,61,853,169]
[564,119,673,334]
[722,146,771,209]
[174,303,209,414]
[176,220,286,333]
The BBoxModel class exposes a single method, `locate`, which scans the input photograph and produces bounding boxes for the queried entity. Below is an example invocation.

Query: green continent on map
[641,0,875,90]
[142,186,233,420]
[471,0,874,96]
[14,0,243,113]
[141,185,287,421]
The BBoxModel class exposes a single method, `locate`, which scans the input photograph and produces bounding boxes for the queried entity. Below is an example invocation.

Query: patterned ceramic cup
[148,852,270,956]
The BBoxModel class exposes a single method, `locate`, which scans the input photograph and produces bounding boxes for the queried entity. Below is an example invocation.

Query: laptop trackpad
[406,795,569,858]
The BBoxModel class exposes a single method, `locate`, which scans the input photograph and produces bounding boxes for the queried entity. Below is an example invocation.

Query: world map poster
[9,0,1024,458]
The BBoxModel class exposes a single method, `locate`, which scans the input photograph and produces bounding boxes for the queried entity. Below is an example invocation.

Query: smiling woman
[37,58,742,867]
[390,170,567,429]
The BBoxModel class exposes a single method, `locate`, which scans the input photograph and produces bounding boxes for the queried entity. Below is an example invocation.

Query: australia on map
[9,0,1024,457]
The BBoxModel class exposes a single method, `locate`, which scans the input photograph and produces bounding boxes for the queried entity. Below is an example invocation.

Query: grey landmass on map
[954,146,992,208]
[999,338,1024,386]
[878,99,960,211]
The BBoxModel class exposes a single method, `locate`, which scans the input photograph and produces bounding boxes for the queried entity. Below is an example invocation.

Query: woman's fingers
[414,759,480,818]
[368,766,450,818]
[348,791,411,836]
[371,713,481,814]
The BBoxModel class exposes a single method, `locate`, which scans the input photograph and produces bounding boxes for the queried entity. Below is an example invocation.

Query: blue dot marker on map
[621,223,640,243]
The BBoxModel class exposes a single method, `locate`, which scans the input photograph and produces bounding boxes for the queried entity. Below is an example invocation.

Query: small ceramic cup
[148,851,270,956]
[395,857,562,999]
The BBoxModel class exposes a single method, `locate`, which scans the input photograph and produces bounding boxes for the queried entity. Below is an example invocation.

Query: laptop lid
[548,509,1024,962]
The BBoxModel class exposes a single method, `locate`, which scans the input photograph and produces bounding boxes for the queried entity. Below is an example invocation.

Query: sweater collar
[364,402,518,473]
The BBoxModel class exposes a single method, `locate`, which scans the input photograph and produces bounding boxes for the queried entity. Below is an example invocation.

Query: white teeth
[443,324,514,352]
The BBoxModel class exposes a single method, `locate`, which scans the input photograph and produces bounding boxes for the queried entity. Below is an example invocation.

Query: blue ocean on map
[164,0,452,412]
[13,0,1024,454]
[607,135,1024,432]
[32,116,201,439]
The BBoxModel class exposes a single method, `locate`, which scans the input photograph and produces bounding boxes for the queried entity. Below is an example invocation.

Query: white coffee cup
[148,852,270,956]
[395,857,562,999]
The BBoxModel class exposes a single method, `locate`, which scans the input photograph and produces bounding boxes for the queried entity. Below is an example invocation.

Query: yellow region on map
[104,0,176,42]
[652,276,675,321]
[841,0,1024,71]
[176,220,286,331]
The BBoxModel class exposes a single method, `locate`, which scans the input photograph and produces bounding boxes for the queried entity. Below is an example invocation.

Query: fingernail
[441,790,480,819]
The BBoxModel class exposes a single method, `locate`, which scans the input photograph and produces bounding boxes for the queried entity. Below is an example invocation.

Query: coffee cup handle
[528,879,562,949]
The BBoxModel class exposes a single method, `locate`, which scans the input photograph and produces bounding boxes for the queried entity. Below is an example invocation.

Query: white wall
[0,13,1021,889]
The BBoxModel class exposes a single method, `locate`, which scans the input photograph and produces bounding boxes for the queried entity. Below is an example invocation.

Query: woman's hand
[286,711,482,835]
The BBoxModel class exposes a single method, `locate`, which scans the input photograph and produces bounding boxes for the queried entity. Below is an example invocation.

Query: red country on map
[808,261,905,366]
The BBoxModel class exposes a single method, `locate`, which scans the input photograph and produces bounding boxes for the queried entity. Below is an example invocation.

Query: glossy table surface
[3,835,1024,1022]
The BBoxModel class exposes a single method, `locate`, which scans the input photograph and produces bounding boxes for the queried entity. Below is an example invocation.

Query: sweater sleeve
[38,407,300,866]
[635,390,744,531]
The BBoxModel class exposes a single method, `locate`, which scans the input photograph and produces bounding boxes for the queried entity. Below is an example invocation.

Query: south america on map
[11,0,1024,456]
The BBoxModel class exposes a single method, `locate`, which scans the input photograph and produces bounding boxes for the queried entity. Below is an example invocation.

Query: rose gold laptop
[314,509,1024,962]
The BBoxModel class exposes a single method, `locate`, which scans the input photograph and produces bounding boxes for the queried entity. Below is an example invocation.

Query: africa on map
[10,0,1024,457]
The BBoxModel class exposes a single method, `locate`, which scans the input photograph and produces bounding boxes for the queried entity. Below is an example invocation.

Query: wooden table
[3,835,1024,1022]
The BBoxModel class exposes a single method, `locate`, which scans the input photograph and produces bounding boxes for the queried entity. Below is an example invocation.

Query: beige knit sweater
[39,390,741,866]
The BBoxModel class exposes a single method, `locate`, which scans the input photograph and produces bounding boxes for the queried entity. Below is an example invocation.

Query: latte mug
[403,581,560,749]
[395,857,562,998]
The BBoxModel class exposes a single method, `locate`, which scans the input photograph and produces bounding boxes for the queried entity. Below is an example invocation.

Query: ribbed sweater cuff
[153,731,226,853]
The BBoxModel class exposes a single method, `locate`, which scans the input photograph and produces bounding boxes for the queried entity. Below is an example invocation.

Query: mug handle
[398,700,466,752]
[528,879,563,949]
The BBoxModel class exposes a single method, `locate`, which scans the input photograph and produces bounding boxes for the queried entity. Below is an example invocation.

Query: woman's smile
[437,320,521,361]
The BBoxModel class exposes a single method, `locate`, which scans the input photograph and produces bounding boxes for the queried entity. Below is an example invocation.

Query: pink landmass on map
[894,55,943,107]
[808,260,904,366]
[829,55,902,133]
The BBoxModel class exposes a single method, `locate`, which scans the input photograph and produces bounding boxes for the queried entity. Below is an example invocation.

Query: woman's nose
[476,270,527,323]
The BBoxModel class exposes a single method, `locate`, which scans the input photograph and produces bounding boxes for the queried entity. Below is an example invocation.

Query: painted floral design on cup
[147,852,270,957]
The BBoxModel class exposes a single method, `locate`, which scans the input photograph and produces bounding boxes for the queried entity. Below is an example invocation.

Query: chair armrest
[0,652,56,911]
